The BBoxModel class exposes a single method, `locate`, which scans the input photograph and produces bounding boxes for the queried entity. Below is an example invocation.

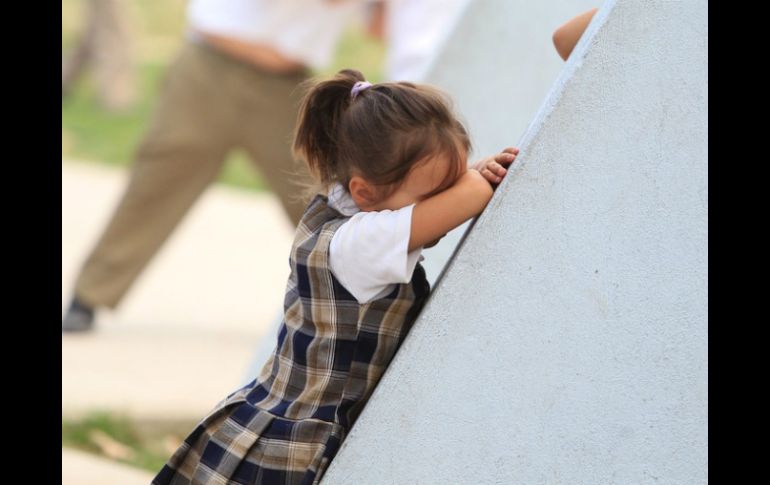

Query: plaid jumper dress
[153,192,431,485]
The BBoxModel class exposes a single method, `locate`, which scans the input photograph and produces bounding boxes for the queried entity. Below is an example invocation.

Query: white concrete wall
[418,0,600,291]
[322,0,708,482]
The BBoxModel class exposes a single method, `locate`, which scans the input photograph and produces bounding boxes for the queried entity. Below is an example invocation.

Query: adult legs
[232,66,316,227]
[68,43,238,317]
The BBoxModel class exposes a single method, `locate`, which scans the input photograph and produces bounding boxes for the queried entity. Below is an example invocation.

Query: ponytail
[292,69,366,186]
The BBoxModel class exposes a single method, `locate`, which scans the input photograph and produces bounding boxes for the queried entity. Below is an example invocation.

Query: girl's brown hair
[291,69,472,204]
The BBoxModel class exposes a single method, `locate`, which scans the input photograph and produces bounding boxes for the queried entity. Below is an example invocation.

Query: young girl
[152,69,519,485]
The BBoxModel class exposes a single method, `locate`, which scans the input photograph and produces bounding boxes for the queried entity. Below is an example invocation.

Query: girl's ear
[348,175,378,210]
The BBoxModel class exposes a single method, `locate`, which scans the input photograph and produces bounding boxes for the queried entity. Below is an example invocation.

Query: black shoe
[62,296,95,332]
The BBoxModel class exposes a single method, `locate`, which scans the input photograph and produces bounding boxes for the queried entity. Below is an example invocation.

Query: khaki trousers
[74,41,314,309]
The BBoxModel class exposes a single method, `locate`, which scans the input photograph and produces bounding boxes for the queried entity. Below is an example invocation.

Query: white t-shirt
[186,0,365,70]
[327,182,425,304]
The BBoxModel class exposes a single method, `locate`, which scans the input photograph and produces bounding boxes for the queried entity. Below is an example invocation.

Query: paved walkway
[62,159,295,482]
[62,448,155,485]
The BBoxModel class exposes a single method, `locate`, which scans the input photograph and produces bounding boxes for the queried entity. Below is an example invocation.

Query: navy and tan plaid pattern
[153,193,431,484]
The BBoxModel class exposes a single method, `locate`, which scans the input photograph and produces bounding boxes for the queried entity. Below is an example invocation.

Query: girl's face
[370,148,469,212]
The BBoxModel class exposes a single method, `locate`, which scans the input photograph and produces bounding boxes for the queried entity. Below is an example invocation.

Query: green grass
[62,412,198,473]
[62,62,167,168]
[62,0,385,193]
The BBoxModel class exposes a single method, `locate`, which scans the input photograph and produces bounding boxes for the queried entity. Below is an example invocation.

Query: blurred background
[61,0,386,192]
[62,0,388,482]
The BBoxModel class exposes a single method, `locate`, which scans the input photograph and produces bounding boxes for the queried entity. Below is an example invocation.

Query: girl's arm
[409,170,493,252]
[552,7,599,61]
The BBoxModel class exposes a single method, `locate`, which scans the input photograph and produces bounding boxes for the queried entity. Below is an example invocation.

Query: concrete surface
[62,159,293,418]
[323,0,708,483]
[62,448,155,485]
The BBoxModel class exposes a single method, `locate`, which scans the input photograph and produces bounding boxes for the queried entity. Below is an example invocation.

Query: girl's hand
[471,147,520,188]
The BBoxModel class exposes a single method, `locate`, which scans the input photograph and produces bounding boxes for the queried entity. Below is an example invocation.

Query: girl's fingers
[494,153,516,167]
[481,167,502,184]
[487,161,507,176]
[502,146,519,154]
[495,152,517,166]
[472,156,493,172]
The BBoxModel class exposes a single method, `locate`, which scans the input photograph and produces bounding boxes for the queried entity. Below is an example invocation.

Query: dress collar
[327,182,361,217]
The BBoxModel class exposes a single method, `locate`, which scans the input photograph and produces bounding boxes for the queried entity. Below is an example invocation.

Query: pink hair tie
[351,81,373,100]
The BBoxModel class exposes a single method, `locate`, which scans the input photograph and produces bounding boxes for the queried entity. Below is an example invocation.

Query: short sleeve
[329,204,424,304]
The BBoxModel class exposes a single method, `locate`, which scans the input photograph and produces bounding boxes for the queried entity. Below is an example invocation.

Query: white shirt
[327,182,425,304]
[385,0,471,81]
[186,0,365,70]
